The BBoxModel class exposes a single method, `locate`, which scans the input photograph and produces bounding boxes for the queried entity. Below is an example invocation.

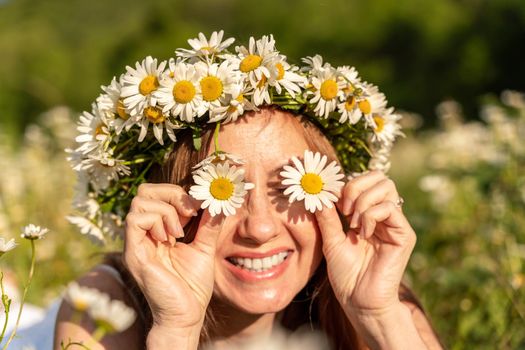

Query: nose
[238,183,280,245]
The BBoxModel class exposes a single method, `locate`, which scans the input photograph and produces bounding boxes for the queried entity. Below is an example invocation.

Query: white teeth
[231,251,289,272]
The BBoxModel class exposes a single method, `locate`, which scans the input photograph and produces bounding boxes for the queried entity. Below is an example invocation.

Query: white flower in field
[306,65,345,118]
[176,30,235,60]
[88,294,137,333]
[155,60,206,122]
[64,282,104,312]
[367,108,404,146]
[0,237,17,255]
[21,224,49,240]
[66,215,105,244]
[121,56,166,117]
[195,60,241,114]
[75,104,111,155]
[189,161,254,217]
[192,152,246,170]
[280,150,345,213]
[81,149,131,192]
[235,35,280,105]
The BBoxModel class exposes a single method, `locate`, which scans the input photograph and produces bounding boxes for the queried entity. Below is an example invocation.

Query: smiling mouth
[226,251,291,273]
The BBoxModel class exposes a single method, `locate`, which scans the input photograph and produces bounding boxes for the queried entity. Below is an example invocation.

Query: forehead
[213,111,310,169]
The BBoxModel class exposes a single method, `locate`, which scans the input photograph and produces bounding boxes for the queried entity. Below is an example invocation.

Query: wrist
[146,323,202,350]
[345,302,427,350]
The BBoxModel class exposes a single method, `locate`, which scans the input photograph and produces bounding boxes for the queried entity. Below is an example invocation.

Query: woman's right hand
[123,183,224,334]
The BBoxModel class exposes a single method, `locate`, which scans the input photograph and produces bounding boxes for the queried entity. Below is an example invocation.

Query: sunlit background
[1,0,524,349]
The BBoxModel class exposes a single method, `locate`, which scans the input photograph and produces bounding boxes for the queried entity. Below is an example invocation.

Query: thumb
[315,205,347,254]
[191,210,226,255]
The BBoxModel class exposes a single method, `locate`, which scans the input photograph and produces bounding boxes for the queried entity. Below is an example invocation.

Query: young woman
[55,107,442,349]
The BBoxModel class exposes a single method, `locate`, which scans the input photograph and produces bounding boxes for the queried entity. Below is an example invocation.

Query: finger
[191,210,226,255]
[339,170,387,216]
[350,178,398,229]
[360,201,415,246]
[314,205,347,254]
[137,183,200,225]
[124,212,168,250]
[130,196,184,238]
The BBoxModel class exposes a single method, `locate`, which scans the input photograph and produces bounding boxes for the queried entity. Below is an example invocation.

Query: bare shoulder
[402,300,444,350]
[54,265,145,350]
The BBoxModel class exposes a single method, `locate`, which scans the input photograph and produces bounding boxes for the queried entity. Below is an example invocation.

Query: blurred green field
[1,0,524,348]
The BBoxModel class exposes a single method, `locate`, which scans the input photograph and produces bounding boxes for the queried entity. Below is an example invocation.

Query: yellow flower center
[320,80,338,100]
[116,99,129,120]
[200,76,223,101]
[257,75,267,89]
[94,123,106,136]
[300,173,324,195]
[343,84,355,95]
[173,80,196,103]
[235,94,244,103]
[240,55,262,72]
[373,115,385,132]
[139,75,159,95]
[200,46,216,54]
[358,99,371,115]
[210,177,234,200]
[345,96,356,111]
[143,106,165,124]
[73,300,89,312]
[169,71,175,78]
[276,63,285,80]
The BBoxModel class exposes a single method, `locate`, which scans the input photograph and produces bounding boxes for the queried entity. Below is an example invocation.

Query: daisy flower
[96,75,133,135]
[195,60,241,114]
[0,237,17,256]
[121,56,166,117]
[235,35,280,105]
[137,105,182,144]
[208,84,256,123]
[301,55,333,75]
[189,162,255,217]
[64,282,104,312]
[307,66,345,118]
[21,224,49,240]
[155,61,206,123]
[176,30,235,60]
[75,103,111,155]
[81,149,131,192]
[66,214,105,244]
[192,152,246,170]
[269,58,307,98]
[280,150,345,213]
[87,294,137,333]
[367,108,404,146]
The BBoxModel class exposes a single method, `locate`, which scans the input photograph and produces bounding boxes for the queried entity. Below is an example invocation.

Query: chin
[214,285,296,315]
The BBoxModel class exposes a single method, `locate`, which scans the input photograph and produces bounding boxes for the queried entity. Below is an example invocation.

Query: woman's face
[208,110,325,314]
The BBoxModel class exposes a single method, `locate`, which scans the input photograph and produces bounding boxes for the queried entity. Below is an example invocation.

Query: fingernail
[343,199,352,216]
[350,213,359,229]
[359,226,365,239]
[191,210,198,217]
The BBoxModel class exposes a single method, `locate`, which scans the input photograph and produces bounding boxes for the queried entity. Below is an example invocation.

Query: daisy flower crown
[66,30,404,244]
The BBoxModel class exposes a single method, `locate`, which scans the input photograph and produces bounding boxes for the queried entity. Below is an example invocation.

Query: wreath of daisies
[66,30,404,244]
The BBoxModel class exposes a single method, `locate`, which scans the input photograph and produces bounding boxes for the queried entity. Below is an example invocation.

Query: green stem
[2,240,36,350]
[213,122,222,154]
[0,273,10,344]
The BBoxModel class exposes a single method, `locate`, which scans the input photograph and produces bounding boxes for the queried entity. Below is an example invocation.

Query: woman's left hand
[315,170,416,317]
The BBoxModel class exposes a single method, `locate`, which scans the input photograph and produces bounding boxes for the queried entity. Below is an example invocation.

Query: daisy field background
[0,0,524,349]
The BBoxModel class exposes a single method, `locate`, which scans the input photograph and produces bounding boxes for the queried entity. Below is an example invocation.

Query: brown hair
[106,107,435,349]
